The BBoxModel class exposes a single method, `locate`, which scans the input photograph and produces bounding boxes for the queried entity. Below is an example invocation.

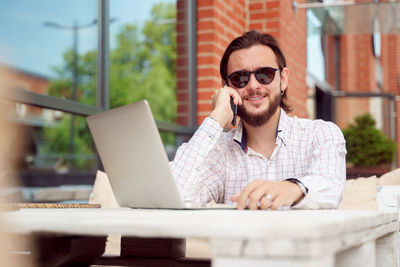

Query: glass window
[0,0,98,105]
[7,101,97,186]
[110,0,179,154]
[0,0,194,200]
[307,10,325,82]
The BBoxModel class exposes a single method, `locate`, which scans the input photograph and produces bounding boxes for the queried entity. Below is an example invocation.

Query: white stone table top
[1,208,397,240]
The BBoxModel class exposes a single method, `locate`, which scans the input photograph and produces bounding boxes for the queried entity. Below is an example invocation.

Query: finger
[228,88,242,105]
[222,85,242,105]
[237,180,263,210]
[230,194,240,202]
[247,186,269,210]
[211,94,216,108]
[259,194,274,210]
[270,195,285,210]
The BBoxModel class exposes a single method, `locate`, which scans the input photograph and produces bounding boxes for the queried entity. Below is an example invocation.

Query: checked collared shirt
[169,109,347,209]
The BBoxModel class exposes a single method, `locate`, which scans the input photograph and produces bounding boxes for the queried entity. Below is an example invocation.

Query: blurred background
[0,0,399,204]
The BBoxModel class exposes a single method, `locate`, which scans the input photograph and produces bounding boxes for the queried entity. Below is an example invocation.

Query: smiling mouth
[245,94,267,101]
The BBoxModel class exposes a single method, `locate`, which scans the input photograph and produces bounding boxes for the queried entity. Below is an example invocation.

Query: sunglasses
[226,67,279,89]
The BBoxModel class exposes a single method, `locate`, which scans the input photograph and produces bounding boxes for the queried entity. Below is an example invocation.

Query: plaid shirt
[170,109,347,209]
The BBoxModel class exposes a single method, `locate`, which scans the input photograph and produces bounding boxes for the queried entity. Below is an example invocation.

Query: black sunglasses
[226,67,279,89]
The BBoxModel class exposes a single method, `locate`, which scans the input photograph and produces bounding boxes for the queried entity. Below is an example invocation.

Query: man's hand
[210,86,242,128]
[230,180,304,210]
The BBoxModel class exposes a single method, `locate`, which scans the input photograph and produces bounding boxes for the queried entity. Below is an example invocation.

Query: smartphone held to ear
[230,97,237,126]
[224,81,238,126]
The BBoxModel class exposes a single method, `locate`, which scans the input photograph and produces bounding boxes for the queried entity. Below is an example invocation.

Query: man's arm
[169,117,226,203]
[291,122,347,209]
[170,86,242,204]
[231,122,346,210]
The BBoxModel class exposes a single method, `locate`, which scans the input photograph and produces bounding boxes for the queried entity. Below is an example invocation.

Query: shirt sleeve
[292,122,347,209]
[169,117,226,204]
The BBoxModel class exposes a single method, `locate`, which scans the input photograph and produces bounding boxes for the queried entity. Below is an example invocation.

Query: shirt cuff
[188,117,223,150]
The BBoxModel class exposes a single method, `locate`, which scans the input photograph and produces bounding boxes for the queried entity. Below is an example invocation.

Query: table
[2,208,399,267]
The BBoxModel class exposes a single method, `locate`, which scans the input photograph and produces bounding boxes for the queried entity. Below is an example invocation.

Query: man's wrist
[209,109,230,128]
[285,178,308,205]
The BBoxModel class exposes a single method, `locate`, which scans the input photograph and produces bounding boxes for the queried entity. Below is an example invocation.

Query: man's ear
[280,67,289,92]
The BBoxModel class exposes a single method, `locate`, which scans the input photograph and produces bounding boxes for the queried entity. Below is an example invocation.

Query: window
[0,0,196,203]
[0,0,98,104]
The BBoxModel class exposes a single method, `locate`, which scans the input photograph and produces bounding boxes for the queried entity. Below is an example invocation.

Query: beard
[237,93,281,127]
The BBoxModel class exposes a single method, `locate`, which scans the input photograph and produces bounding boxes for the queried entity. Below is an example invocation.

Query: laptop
[86,100,236,209]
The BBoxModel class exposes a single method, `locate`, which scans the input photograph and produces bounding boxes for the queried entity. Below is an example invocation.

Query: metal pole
[188,0,197,127]
[97,0,110,110]
[68,21,79,167]
[96,0,110,172]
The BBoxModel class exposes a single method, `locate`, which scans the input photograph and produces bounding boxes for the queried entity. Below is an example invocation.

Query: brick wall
[332,28,400,165]
[248,0,307,118]
[0,63,49,116]
[277,0,307,118]
[196,0,247,124]
[176,0,190,125]
[176,0,400,164]
[381,34,400,165]
[186,0,308,125]
[324,35,339,90]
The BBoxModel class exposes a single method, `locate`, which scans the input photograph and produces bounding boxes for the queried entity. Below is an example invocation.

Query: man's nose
[246,73,261,91]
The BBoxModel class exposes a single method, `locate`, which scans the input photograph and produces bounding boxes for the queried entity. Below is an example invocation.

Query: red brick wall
[334,31,400,166]
[248,0,307,118]
[196,0,247,124]
[189,0,308,124]
[335,35,374,130]
[0,64,48,95]
[381,34,400,165]
[277,0,307,118]
[176,0,190,125]
[176,0,400,164]
[324,35,338,90]
[339,35,376,93]
[381,35,399,95]
[0,63,49,116]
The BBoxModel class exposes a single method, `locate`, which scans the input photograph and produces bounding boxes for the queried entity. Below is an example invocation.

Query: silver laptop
[87,100,236,209]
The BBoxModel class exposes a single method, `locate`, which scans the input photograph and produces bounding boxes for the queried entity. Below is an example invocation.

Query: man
[170,30,346,210]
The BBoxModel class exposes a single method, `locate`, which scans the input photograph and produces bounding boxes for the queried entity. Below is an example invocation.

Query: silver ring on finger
[265,193,272,200]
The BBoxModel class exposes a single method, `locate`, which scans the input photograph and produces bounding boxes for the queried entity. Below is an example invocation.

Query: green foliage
[109,2,177,120]
[40,115,94,170]
[41,2,177,170]
[343,113,397,167]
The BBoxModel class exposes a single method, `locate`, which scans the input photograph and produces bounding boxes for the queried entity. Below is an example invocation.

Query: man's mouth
[245,94,267,103]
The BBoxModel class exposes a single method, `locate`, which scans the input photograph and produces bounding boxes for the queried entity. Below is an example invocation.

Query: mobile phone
[230,97,237,126]
[225,81,238,126]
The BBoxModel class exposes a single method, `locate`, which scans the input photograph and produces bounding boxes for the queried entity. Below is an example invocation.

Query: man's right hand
[210,86,242,128]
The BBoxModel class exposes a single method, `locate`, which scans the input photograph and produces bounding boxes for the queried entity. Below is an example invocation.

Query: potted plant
[342,113,397,179]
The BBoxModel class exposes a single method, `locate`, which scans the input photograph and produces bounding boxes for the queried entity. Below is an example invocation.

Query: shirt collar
[233,121,248,152]
[233,108,290,152]
[276,108,290,146]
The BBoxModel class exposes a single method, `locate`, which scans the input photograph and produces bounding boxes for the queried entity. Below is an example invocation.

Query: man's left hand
[230,180,304,210]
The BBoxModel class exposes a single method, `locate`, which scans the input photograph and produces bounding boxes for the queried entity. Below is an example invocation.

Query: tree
[343,113,397,167]
[41,2,177,170]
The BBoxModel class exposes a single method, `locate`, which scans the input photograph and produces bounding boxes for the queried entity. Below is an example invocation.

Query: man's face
[226,45,288,127]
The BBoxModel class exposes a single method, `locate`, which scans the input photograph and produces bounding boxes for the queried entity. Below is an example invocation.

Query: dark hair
[220,30,291,112]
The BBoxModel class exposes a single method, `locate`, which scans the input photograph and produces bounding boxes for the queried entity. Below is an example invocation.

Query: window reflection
[10,104,97,175]
[0,0,189,203]
[110,0,178,148]
[0,0,98,104]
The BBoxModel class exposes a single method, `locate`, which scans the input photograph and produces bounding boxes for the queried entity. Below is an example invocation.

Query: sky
[0,0,175,78]
[0,0,324,81]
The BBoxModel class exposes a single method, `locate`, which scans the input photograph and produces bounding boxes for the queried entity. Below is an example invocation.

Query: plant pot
[346,166,391,179]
